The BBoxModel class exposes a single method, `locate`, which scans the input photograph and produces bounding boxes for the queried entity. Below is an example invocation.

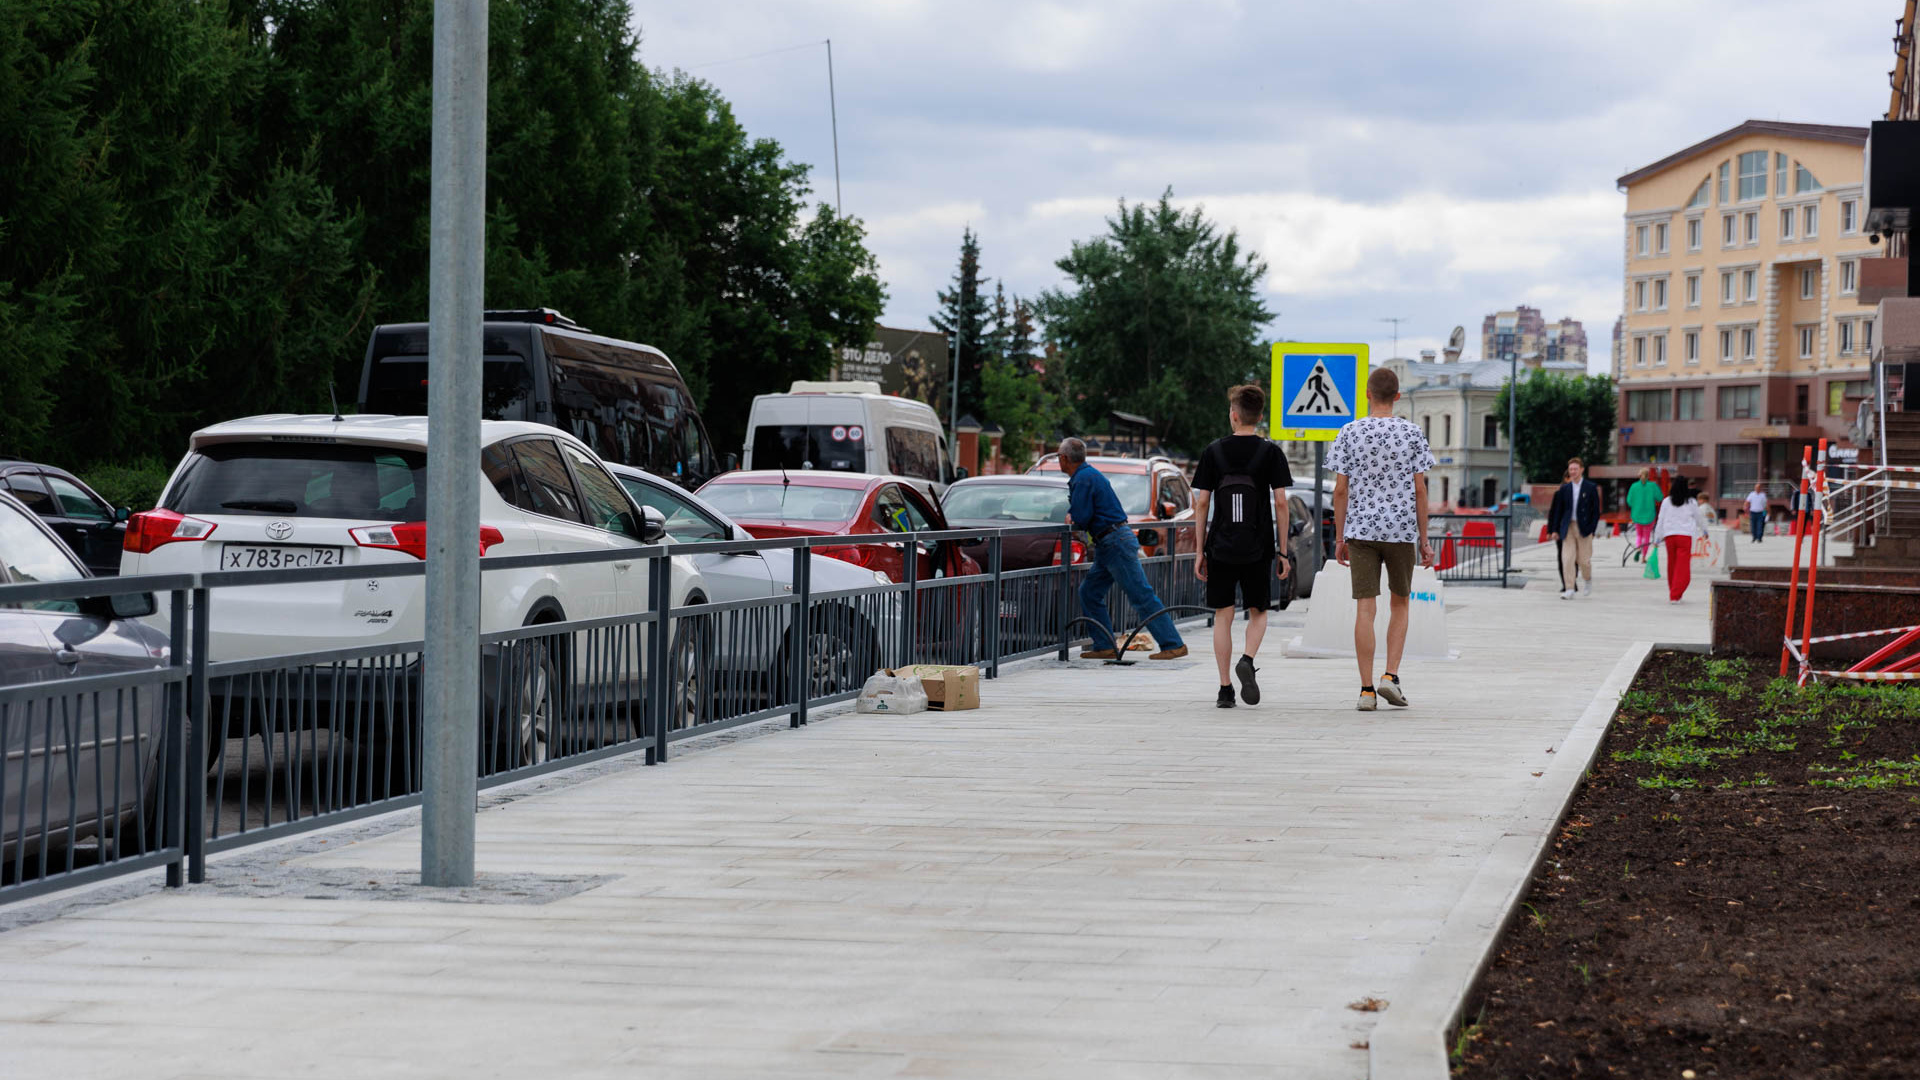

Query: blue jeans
[1079,526,1183,652]
[1750,510,1766,541]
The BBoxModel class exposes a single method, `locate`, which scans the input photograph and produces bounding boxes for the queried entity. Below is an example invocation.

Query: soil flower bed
[1457,650,1920,1078]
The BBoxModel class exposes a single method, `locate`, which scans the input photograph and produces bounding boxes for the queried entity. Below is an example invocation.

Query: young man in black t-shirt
[1192,384,1294,708]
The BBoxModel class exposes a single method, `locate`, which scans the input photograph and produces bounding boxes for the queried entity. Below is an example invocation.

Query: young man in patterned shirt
[1326,367,1436,711]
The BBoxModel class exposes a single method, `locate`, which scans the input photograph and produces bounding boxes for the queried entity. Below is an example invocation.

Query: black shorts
[1206,556,1272,610]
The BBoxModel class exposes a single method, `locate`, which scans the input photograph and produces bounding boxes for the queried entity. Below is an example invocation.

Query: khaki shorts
[1347,539,1415,600]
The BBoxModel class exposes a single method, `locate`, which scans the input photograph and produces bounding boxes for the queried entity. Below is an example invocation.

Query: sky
[634,0,1898,372]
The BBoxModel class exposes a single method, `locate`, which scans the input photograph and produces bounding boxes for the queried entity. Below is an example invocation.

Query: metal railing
[1428,513,1511,586]
[0,520,1216,904]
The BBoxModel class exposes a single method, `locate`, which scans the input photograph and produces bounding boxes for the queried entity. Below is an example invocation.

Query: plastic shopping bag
[855,670,928,715]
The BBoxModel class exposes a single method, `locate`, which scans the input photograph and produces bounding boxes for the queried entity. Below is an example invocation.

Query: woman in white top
[1653,478,1708,603]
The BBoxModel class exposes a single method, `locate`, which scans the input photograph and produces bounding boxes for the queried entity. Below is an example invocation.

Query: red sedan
[697,471,981,583]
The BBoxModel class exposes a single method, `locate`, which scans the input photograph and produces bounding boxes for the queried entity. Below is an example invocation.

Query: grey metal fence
[0,520,1211,904]
[1428,513,1511,586]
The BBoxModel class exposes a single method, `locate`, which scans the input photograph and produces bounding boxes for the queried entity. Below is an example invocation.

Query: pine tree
[930,228,991,423]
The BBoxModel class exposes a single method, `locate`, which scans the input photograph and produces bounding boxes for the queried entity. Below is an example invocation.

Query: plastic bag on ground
[856,670,928,714]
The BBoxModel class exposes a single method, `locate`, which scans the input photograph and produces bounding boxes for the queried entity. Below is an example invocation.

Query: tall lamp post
[1504,350,1517,578]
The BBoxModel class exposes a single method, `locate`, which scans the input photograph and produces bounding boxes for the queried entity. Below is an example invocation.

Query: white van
[742,382,958,498]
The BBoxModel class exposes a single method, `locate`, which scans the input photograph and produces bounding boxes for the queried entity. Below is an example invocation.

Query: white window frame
[1839,319,1855,356]
[1636,224,1649,256]
[1840,258,1857,295]
[1684,329,1700,364]
[1800,267,1816,299]
[1685,272,1701,308]
[1779,207,1795,241]
[1719,328,1735,363]
[1741,327,1756,361]
[1842,199,1858,234]
[1738,151,1768,201]
[1743,211,1759,244]
[1653,277,1668,311]
[1721,271,1736,304]
[1742,268,1757,303]
[1686,217,1702,251]
[1655,222,1669,254]
[1864,317,1875,355]
[1803,204,1818,238]
[1634,280,1647,312]
[1798,324,1815,359]
[1654,332,1667,366]
[1633,335,1647,366]
[1722,213,1736,247]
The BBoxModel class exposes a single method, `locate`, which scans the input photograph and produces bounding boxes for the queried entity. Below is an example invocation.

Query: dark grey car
[0,492,169,874]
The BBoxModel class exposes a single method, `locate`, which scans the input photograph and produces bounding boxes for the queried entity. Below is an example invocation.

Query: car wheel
[489,635,556,770]
[670,612,712,732]
[805,620,861,699]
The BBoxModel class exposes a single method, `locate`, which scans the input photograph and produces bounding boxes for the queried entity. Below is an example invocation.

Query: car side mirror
[115,507,132,523]
[79,592,156,621]
[956,467,969,480]
[636,506,667,543]
[725,452,740,473]
[1159,500,1177,519]
[1288,519,1306,538]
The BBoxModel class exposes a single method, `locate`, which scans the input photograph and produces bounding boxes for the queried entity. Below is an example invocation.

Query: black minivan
[357,308,720,489]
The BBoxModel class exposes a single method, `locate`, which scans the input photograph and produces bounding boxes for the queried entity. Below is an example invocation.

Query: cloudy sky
[636,0,1897,371]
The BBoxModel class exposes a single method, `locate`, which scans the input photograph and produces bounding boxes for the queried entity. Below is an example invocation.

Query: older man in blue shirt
[1060,438,1188,660]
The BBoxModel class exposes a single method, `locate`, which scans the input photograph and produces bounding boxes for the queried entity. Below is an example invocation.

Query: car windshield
[701,483,864,523]
[943,484,1068,523]
[167,443,427,521]
[1105,472,1150,516]
[751,425,865,472]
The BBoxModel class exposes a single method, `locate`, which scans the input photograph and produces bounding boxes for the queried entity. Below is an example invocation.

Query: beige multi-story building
[1615,120,1883,510]
[1482,306,1587,369]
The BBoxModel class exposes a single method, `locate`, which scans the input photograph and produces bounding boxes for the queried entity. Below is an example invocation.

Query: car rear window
[701,483,864,523]
[942,484,1068,523]
[166,443,426,522]
[751,425,865,472]
[364,354,534,419]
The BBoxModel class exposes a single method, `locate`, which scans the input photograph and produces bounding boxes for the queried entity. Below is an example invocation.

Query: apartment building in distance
[1482,306,1588,368]
[1616,121,1882,509]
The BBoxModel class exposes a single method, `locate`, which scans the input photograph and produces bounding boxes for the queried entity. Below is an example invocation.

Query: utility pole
[1504,350,1518,579]
[421,0,486,888]
[824,39,841,215]
[1379,316,1408,359]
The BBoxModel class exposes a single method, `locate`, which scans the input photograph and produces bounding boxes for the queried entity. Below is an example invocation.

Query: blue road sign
[1272,343,1369,442]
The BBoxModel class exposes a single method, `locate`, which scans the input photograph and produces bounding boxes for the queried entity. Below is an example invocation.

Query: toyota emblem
[265,520,294,540]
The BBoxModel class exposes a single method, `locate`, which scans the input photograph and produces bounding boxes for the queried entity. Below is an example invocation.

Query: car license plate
[221,545,344,570]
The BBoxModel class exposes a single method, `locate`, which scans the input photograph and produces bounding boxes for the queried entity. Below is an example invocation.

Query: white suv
[123,415,704,659]
[123,416,707,770]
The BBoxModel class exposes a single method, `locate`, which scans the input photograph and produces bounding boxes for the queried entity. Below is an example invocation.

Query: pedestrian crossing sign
[1273,343,1369,442]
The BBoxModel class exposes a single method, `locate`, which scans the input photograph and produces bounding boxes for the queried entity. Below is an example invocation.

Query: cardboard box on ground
[892,665,982,711]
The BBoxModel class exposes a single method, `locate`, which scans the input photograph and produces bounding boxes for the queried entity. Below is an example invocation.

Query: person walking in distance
[1058,437,1188,661]
[1547,457,1601,599]
[1654,477,1708,603]
[1627,467,1662,560]
[1192,385,1294,708]
[1744,484,1769,543]
[1327,368,1435,712]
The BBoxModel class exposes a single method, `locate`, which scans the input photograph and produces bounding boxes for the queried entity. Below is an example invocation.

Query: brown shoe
[1080,648,1118,660]
[1149,645,1189,660]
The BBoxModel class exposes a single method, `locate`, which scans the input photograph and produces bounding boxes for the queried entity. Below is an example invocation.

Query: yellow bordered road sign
[1273,342,1369,442]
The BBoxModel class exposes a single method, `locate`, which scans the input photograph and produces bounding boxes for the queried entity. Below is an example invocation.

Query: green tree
[1493,372,1617,483]
[980,291,1061,470]
[930,228,991,423]
[1036,190,1272,455]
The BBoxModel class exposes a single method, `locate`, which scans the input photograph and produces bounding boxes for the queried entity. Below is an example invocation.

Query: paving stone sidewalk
[0,539,1722,1079]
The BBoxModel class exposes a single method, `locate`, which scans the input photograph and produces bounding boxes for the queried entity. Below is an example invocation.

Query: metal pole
[187,587,209,883]
[949,330,963,452]
[1505,353,1517,577]
[825,39,841,216]
[421,0,486,889]
[987,535,1003,679]
[1312,443,1325,573]
[164,589,188,888]
[1056,523,1072,662]
[792,545,811,727]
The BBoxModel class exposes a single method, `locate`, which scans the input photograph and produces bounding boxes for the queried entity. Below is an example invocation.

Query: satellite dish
[1448,326,1466,351]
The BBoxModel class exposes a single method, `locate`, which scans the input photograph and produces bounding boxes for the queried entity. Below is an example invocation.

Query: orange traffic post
[1796,439,1829,685]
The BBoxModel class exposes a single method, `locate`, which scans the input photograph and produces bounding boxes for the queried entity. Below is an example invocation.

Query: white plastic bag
[855,670,928,714]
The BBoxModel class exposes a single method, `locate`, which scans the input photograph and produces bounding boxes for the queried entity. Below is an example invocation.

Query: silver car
[0,492,169,873]
[607,463,900,714]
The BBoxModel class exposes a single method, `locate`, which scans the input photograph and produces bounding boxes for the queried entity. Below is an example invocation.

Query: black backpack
[1208,440,1275,563]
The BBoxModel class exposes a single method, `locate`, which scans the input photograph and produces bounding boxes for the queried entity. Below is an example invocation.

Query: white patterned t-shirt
[1323,416,1436,544]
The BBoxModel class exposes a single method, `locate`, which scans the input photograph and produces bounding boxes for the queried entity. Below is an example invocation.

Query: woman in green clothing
[1626,467,1664,560]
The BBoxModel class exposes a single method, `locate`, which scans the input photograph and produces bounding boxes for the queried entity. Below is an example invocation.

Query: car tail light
[1050,540,1086,565]
[123,509,217,553]
[817,544,879,568]
[350,521,506,560]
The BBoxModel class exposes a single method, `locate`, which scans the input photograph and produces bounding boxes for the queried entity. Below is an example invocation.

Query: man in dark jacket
[1547,457,1601,599]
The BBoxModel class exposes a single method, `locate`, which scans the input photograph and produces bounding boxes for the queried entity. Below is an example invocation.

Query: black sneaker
[1216,686,1236,709]
[1235,655,1260,705]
